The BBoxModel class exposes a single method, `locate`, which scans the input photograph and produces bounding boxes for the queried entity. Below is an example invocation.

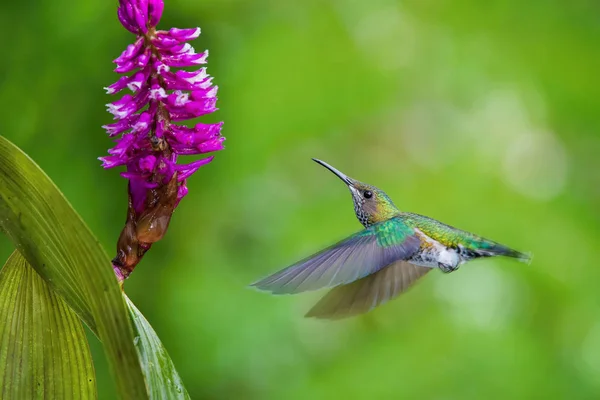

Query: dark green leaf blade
[0,136,147,399]
[0,250,96,399]
[125,295,190,399]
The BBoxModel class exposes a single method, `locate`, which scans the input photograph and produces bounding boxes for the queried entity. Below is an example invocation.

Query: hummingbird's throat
[349,189,370,227]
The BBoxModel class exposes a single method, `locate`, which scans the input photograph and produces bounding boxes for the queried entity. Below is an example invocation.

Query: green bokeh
[1,0,599,398]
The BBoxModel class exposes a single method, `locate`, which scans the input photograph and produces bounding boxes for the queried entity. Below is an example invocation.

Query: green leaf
[126,295,190,399]
[0,251,96,399]
[0,136,147,399]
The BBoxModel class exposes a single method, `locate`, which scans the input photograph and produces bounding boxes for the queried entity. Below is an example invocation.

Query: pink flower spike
[104,0,224,280]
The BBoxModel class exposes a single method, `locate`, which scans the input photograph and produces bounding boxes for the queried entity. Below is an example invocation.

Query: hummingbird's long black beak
[312,158,354,186]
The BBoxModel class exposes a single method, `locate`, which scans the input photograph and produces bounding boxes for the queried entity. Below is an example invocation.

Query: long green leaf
[126,295,190,399]
[0,250,96,399]
[0,136,147,399]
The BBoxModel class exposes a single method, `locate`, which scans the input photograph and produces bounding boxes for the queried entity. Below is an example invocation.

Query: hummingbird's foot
[438,262,459,274]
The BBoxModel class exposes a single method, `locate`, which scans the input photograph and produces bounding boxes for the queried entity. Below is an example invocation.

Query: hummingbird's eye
[363,190,373,199]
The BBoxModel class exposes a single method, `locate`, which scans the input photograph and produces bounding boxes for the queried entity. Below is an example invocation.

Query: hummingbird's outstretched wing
[305,261,430,319]
[251,217,421,294]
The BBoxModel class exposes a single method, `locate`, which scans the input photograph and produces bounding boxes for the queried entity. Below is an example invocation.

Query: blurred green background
[1,0,599,398]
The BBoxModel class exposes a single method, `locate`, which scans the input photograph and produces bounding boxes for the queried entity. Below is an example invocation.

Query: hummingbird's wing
[305,261,431,319]
[251,217,421,294]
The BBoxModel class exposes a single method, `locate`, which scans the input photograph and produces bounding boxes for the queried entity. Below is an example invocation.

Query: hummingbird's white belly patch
[410,229,461,270]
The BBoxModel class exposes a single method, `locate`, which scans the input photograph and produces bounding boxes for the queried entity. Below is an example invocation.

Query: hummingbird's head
[312,158,400,227]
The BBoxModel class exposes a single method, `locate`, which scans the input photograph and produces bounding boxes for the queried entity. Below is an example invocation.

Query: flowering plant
[0,1,219,397]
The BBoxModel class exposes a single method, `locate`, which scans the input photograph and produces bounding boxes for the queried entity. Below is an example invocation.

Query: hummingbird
[252,159,531,320]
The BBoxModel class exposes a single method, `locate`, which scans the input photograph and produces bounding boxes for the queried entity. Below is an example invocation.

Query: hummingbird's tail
[472,241,532,264]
